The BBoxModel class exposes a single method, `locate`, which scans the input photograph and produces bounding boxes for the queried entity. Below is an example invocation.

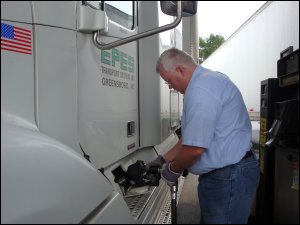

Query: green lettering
[101,50,110,65]
[128,56,134,73]
[112,49,120,67]
[120,52,127,71]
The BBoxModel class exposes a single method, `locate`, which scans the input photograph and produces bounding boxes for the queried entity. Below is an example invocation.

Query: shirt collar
[185,65,203,94]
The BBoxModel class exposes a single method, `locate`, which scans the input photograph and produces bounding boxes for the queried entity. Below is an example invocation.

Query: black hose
[170,182,178,224]
[171,197,177,224]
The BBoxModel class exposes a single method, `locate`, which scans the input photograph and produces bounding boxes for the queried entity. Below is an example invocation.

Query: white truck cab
[1,1,198,223]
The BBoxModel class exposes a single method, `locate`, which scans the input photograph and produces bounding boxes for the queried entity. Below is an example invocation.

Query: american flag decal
[1,23,32,55]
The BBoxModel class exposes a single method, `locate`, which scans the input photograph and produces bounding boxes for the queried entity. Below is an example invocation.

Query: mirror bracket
[92,1,183,50]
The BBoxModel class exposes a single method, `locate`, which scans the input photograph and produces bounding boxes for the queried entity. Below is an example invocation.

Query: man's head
[156,48,197,94]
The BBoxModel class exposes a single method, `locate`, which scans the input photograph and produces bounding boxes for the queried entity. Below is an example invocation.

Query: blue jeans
[198,151,260,224]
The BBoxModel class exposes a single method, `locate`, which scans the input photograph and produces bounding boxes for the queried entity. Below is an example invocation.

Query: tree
[199,34,225,63]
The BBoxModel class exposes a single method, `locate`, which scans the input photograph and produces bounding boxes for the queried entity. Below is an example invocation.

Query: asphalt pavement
[177,173,201,224]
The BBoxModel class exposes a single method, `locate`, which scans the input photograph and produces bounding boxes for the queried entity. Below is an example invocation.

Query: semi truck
[1,1,198,223]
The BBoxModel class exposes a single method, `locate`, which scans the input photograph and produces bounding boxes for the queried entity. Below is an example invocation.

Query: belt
[241,150,253,161]
[200,150,255,178]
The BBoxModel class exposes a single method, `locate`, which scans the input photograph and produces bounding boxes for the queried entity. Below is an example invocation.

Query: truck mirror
[161,1,197,17]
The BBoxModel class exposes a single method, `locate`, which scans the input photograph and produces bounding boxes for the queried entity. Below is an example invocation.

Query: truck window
[83,1,134,30]
[170,90,180,129]
[105,1,134,30]
[84,1,102,9]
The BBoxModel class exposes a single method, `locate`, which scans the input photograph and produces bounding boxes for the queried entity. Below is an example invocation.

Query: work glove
[145,155,166,170]
[161,162,182,186]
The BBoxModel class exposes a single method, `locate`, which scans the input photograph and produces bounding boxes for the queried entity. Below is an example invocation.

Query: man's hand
[161,162,182,186]
[145,155,166,170]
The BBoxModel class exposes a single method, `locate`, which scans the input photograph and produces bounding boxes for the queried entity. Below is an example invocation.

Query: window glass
[170,91,180,129]
[105,1,134,30]
[84,1,102,10]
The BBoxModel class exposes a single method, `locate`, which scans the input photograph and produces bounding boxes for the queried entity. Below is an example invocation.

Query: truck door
[77,1,139,169]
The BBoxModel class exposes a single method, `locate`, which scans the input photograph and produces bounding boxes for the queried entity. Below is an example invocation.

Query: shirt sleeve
[182,87,221,148]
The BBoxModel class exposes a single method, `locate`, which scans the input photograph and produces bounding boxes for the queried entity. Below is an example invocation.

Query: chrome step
[124,186,156,220]
[153,177,185,224]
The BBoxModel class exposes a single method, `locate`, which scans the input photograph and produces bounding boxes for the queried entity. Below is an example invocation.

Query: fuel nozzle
[147,165,161,174]
[112,160,162,192]
[125,160,161,187]
[143,165,161,186]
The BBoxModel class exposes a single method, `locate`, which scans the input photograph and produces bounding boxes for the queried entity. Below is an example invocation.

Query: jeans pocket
[209,165,233,181]
[242,161,260,193]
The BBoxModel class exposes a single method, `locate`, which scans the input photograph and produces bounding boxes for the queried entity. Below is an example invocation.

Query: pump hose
[171,182,178,224]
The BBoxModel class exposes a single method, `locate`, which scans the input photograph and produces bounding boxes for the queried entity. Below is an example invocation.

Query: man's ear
[175,65,185,77]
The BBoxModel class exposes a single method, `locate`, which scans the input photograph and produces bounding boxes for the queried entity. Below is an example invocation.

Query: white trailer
[1,1,198,223]
[201,1,299,114]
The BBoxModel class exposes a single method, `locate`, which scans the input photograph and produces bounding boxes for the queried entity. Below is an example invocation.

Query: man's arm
[163,138,183,162]
[163,138,205,173]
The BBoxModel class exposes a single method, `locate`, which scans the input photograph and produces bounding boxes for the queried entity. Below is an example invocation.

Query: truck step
[153,177,185,224]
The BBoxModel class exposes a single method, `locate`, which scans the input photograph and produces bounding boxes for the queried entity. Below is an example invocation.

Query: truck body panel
[1,21,36,129]
[36,25,79,152]
[78,36,139,168]
[1,1,32,24]
[1,123,118,224]
[1,1,199,223]
[33,2,76,30]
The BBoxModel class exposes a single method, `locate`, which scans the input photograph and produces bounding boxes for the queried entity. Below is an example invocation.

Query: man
[149,48,260,224]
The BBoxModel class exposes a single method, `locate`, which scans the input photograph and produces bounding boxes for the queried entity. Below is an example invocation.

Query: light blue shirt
[182,66,252,175]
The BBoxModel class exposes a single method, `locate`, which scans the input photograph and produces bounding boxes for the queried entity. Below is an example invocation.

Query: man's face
[159,66,185,94]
